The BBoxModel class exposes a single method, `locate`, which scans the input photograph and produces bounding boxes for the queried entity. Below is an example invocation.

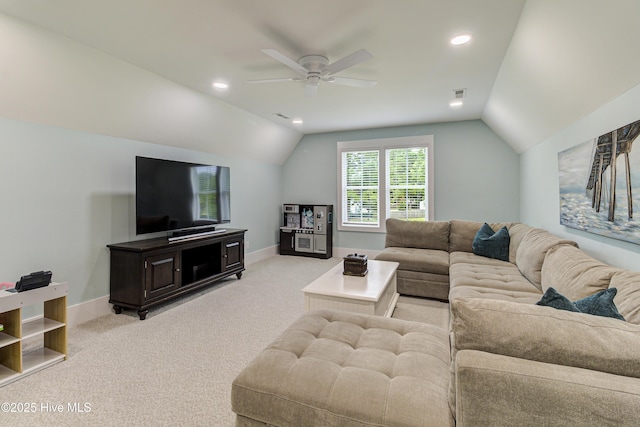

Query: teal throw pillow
[574,288,625,320]
[472,223,510,261]
[535,287,580,312]
[537,287,625,321]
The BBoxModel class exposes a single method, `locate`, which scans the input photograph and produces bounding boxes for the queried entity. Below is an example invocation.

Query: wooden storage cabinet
[108,229,246,320]
[0,282,68,387]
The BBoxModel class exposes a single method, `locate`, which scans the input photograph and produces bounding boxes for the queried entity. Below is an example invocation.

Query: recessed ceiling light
[450,34,472,46]
[292,119,303,125]
[213,81,229,89]
[449,100,464,108]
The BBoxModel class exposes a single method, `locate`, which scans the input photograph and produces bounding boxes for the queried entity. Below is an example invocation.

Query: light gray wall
[520,82,640,271]
[0,9,293,313]
[282,120,520,250]
[0,117,282,308]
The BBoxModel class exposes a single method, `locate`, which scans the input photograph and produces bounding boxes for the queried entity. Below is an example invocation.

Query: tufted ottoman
[231,310,453,427]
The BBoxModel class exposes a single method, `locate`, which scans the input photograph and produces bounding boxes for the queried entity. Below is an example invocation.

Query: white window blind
[386,147,428,221]
[342,150,379,227]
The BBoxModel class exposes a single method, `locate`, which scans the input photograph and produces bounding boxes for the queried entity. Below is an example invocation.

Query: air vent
[453,88,467,99]
[274,113,290,120]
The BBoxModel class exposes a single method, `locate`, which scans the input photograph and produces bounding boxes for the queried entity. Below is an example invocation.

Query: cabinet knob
[175,268,181,272]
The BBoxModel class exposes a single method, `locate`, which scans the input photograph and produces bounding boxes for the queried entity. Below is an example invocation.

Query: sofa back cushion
[449,220,515,254]
[506,223,532,264]
[384,218,449,251]
[610,270,640,325]
[541,244,618,300]
[449,220,483,253]
[515,228,577,289]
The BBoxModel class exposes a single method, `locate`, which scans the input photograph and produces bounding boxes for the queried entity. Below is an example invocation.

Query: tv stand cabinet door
[223,236,244,273]
[144,251,181,301]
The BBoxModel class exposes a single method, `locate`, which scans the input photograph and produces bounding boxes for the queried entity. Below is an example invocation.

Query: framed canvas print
[558,119,640,244]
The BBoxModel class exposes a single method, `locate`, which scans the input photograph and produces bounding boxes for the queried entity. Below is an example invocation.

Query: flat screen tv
[136,156,230,235]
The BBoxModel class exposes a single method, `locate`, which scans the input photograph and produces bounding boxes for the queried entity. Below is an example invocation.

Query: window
[337,135,434,232]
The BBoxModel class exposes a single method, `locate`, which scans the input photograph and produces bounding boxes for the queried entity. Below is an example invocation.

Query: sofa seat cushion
[396,269,450,300]
[541,244,618,300]
[449,285,542,304]
[610,270,640,325]
[376,247,449,275]
[450,251,512,267]
[449,253,542,294]
[232,310,453,427]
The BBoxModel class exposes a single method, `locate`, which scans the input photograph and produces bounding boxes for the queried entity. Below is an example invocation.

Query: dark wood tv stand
[107,228,246,320]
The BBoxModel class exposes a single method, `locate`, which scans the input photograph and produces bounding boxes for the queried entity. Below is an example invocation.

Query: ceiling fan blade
[326,76,377,88]
[261,49,307,75]
[325,49,374,75]
[246,77,302,84]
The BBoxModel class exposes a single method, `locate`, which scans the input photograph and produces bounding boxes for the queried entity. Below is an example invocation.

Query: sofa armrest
[455,350,640,427]
[450,297,640,378]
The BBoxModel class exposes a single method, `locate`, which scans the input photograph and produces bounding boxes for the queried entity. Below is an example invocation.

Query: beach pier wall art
[558,119,640,244]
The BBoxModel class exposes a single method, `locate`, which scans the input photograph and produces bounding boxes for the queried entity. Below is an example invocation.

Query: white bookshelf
[0,282,68,387]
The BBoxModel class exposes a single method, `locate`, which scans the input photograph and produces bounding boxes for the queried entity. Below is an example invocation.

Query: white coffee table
[302,260,400,317]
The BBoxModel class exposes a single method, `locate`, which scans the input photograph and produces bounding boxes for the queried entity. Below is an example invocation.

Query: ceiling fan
[247,48,377,97]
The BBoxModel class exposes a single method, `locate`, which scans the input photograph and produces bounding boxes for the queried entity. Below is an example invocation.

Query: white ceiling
[0,0,639,155]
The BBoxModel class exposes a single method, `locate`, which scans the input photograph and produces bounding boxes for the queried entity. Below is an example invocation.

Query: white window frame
[337,135,434,233]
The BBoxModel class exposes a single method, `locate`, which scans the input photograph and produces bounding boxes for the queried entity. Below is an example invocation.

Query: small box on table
[343,253,368,276]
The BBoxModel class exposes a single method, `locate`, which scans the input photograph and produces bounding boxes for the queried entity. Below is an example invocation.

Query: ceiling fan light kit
[248,48,377,96]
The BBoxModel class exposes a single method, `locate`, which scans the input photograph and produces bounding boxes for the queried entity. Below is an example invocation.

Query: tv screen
[136,156,230,235]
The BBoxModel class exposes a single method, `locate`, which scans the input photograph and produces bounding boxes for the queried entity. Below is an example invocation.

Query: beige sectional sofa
[232,219,640,426]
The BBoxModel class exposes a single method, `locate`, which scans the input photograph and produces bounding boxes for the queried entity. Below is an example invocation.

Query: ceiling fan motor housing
[298,55,327,86]
[298,55,329,72]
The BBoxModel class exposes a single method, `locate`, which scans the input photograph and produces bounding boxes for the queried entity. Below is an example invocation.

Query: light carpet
[0,256,448,427]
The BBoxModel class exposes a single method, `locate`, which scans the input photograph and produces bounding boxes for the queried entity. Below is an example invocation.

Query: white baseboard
[252,245,380,261]
[333,247,381,259]
[67,295,112,328]
[65,245,372,327]
[245,245,278,265]
[64,245,279,327]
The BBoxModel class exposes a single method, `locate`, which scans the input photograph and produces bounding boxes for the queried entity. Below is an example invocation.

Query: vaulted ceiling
[0,0,639,157]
